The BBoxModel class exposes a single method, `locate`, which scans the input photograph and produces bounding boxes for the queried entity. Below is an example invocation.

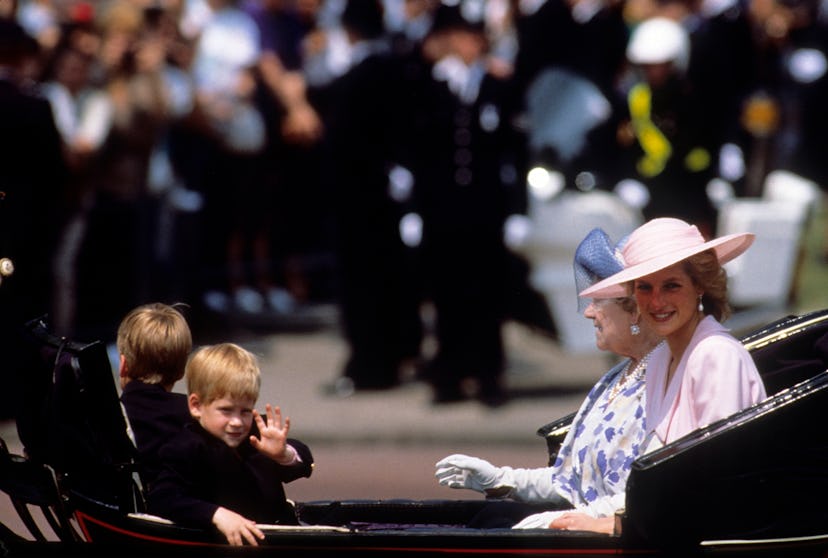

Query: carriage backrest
[742,309,828,396]
[15,317,140,513]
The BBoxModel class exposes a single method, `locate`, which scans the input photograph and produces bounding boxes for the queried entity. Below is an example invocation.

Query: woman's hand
[548,512,614,534]
[434,454,503,494]
[212,507,264,546]
[250,404,292,463]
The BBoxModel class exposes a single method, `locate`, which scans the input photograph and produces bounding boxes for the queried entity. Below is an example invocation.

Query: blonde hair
[186,343,261,404]
[117,303,192,387]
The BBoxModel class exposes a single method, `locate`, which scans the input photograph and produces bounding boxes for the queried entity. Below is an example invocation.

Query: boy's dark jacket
[120,382,192,489]
[147,421,313,527]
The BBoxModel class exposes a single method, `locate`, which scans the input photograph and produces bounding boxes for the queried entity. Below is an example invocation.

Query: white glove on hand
[435,454,504,494]
[511,510,566,529]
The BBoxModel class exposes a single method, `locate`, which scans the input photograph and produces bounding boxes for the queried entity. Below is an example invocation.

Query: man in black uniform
[0,20,66,419]
[411,3,526,406]
[615,17,719,237]
[322,0,424,393]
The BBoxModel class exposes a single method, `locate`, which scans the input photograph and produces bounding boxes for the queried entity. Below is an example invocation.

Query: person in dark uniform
[0,20,66,419]
[411,2,525,406]
[683,0,756,197]
[321,0,424,393]
[614,17,719,237]
[512,0,628,98]
[511,0,629,187]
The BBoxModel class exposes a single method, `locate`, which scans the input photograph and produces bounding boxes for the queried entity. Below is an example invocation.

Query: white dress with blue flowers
[506,354,651,526]
[547,357,647,516]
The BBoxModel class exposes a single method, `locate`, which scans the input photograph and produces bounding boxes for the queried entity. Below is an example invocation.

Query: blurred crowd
[1,0,827,403]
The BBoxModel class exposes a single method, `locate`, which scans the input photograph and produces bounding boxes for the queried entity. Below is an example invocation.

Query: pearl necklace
[607,341,664,401]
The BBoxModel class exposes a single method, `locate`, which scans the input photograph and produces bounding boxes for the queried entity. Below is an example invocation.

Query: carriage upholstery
[741,309,828,396]
[12,317,142,518]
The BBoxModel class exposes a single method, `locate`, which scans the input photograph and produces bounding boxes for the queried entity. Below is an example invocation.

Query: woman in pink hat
[542,217,767,534]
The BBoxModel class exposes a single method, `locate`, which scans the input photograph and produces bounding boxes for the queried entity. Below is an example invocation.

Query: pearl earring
[630,323,640,336]
[698,295,704,313]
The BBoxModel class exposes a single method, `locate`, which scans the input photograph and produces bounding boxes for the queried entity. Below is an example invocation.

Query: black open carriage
[2,309,828,557]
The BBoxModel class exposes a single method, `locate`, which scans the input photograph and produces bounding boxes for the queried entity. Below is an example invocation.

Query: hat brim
[579,232,755,299]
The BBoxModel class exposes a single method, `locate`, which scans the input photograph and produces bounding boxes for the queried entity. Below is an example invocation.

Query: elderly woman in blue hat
[434,227,663,528]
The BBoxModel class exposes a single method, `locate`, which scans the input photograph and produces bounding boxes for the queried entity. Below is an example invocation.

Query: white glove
[435,454,505,494]
[436,454,566,502]
[512,510,566,529]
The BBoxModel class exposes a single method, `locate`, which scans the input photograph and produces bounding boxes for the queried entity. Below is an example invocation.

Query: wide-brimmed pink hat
[579,218,755,299]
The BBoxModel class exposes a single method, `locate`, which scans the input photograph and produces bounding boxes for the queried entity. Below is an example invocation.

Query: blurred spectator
[244,0,329,309]
[733,0,828,194]
[386,0,438,57]
[0,0,17,19]
[511,0,629,189]
[69,1,180,339]
[483,0,518,78]
[321,0,424,393]
[411,1,525,406]
[247,0,323,144]
[512,0,628,112]
[185,0,274,316]
[680,0,756,199]
[17,0,61,52]
[40,37,113,335]
[737,0,828,263]
[0,19,66,417]
[300,0,354,86]
[140,2,203,304]
[613,16,718,237]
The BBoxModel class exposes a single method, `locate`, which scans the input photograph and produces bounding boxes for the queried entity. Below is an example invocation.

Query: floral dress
[547,354,649,517]
[511,352,656,529]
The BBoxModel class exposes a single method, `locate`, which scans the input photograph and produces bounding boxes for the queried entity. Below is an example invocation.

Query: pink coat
[645,316,767,447]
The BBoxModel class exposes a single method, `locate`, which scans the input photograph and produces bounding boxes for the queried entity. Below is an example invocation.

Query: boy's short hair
[117,303,192,387]
[186,343,261,404]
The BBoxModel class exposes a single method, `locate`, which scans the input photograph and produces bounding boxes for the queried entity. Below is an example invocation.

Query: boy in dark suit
[117,302,193,489]
[148,343,313,546]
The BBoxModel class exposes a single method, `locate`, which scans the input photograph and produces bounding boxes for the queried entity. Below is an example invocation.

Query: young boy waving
[148,343,313,545]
